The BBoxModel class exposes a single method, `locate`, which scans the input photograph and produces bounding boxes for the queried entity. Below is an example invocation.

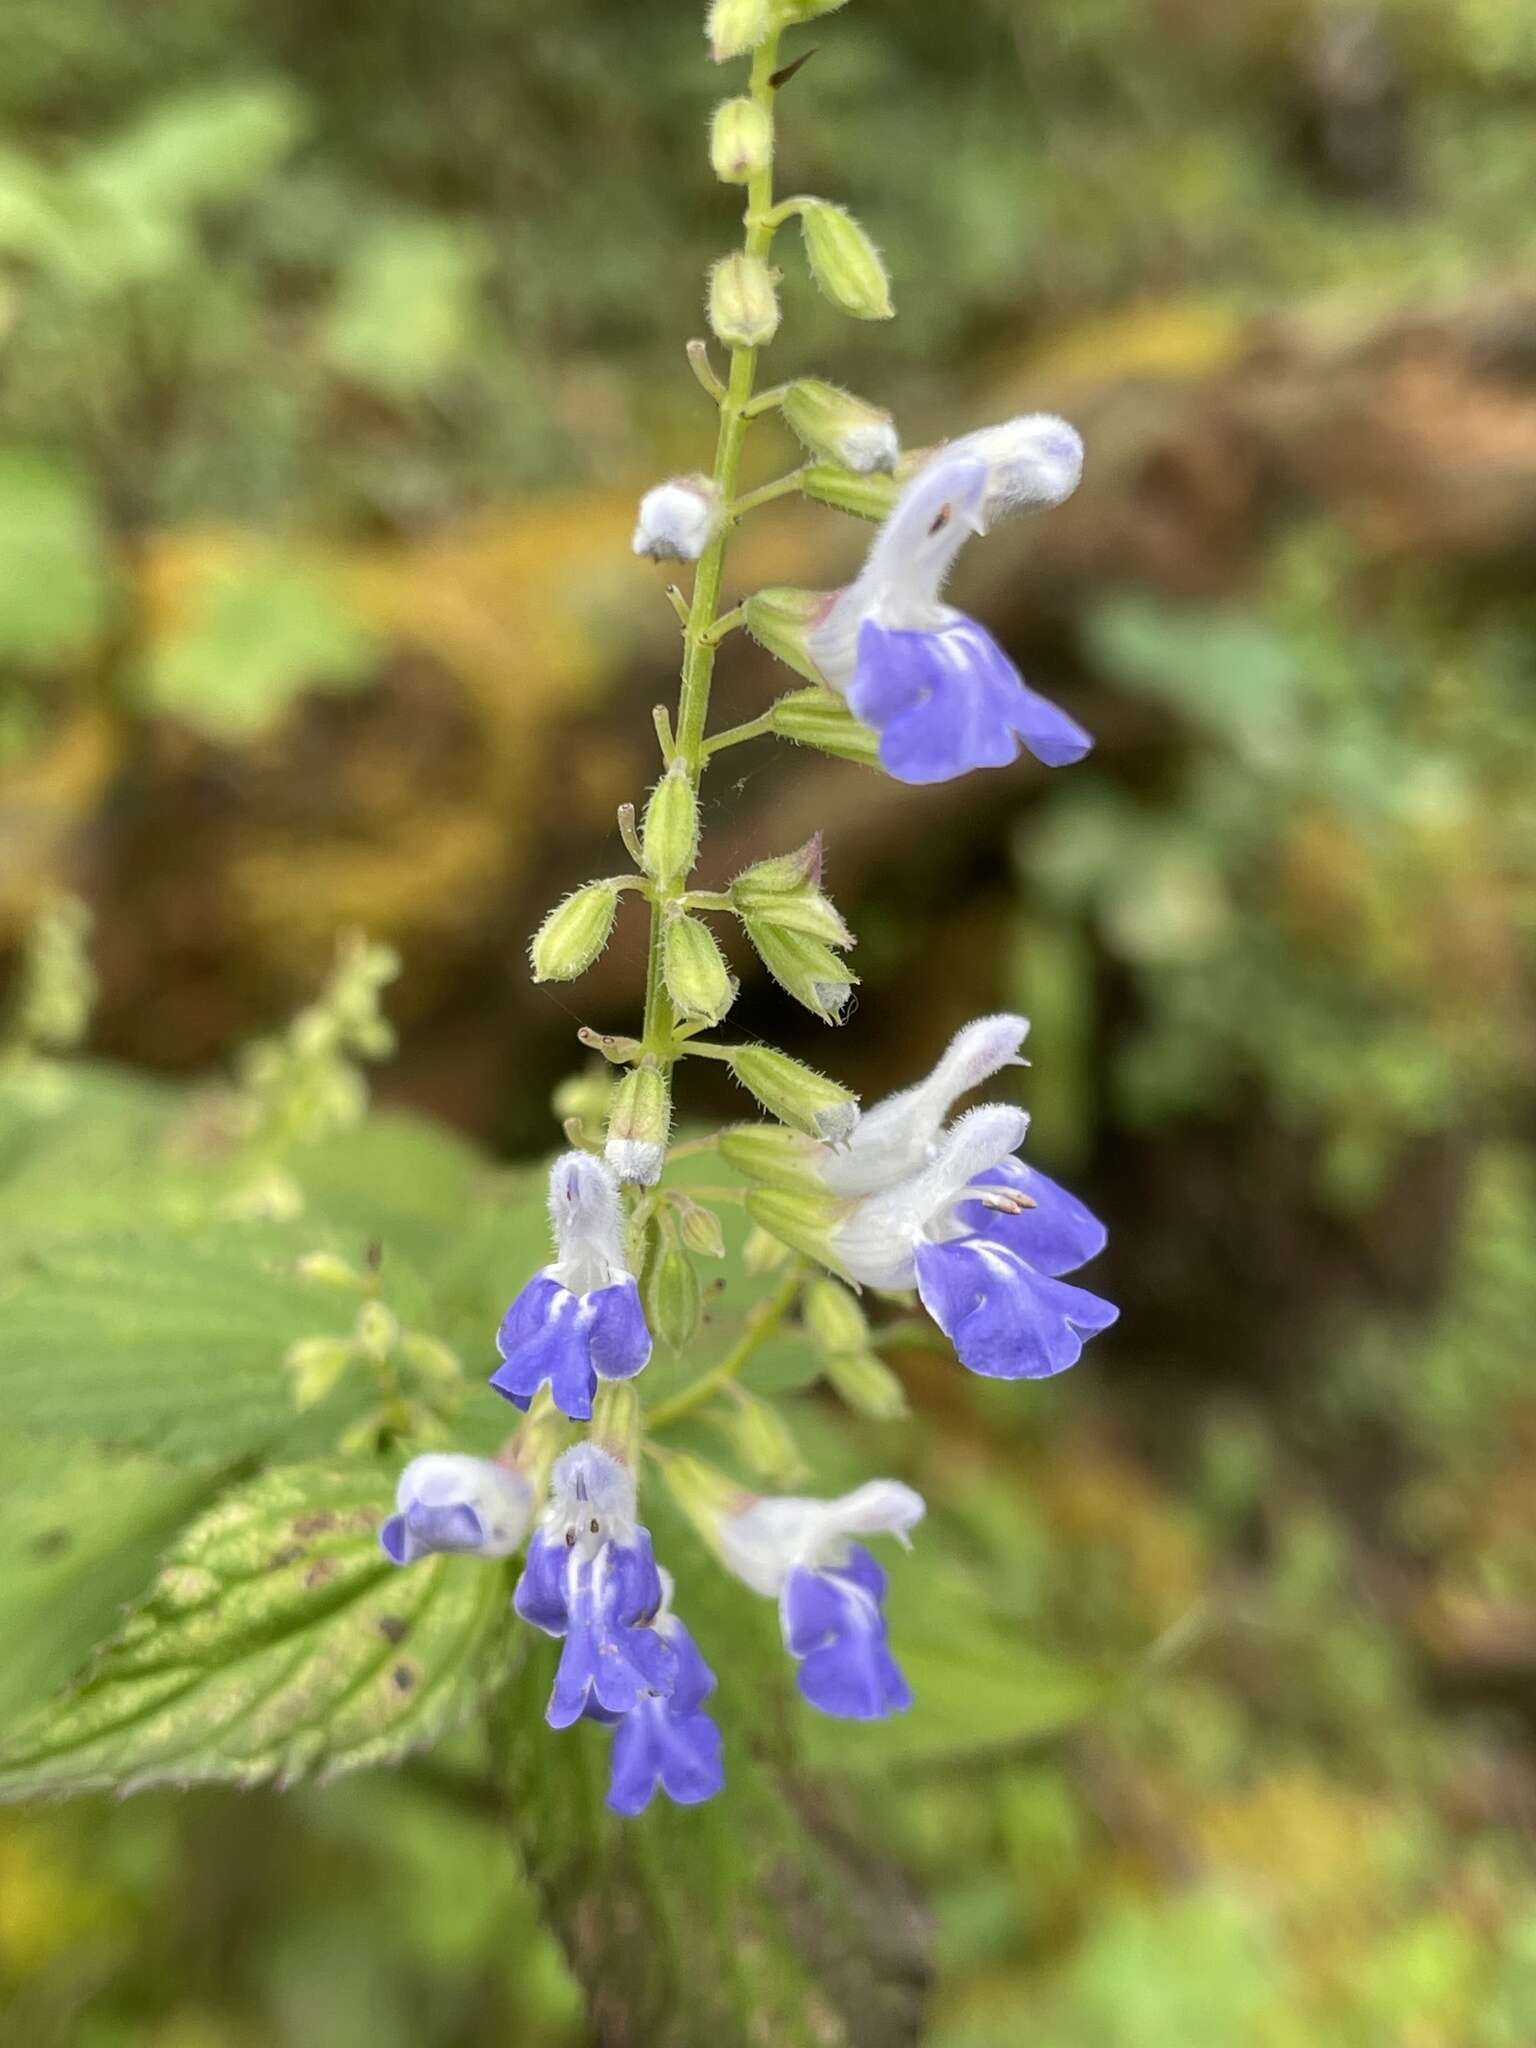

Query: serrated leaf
[0,1464,515,1798]
[0,1437,226,1729]
[0,1226,371,1461]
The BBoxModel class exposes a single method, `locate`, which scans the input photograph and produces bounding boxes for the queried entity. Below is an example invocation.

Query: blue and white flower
[813,1012,1029,1198]
[491,1151,651,1421]
[514,1444,677,1729]
[592,1569,725,1816]
[379,1452,535,1567]
[806,414,1091,784]
[834,1103,1117,1380]
[720,1480,925,1720]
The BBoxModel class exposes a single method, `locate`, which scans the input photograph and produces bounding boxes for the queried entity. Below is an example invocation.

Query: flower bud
[731,834,822,898]
[726,1044,859,1143]
[641,763,699,882]
[782,378,898,474]
[645,1242,702,1352]
[744,586,835,687]
[605,1062,670,1187]
[803,1276,868,1356]
[799,463,900,522]
[529,881,620,983]
[723,1389,807,1486]
[768,686,882,767]
[705,0,771,62]
[709,96,772,184]
[296,1249,364,1291]
[283,1334,354,1411]
[632,475,722,563]
[740,918,854,1024]
[355,1300,399,1362]
[823,1346,909,1421]
[719,1121,821,1191]
[663,912,736,1027]
[708,251,780,349]
[732,835,853,946]
[745,1185,848,1274]
[797,200,893,320]
[674,1196,726,1260]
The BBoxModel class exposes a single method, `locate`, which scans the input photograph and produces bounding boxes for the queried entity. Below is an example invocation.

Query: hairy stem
[638,27,784,1077]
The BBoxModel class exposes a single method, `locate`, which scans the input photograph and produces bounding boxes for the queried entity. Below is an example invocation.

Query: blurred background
[3,0,1536,2041]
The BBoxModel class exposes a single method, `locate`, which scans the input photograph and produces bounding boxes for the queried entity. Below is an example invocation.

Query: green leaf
[0,1464,515,1798]
[0,1437,226,1730]
[0,1063,190,1248]
[0,1226,369,1461]
[141,549,380,740]
[0,448,111,664]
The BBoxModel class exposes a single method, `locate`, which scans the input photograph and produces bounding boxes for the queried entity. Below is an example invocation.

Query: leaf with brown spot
[0,1463,515,1799]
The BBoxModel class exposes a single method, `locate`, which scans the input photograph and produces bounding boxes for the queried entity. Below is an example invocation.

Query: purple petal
[663,1618,718,1718]
[782,1549,910,1721]
[915,1237,1117,1380]
[585,1276,652,1383]
[532,1532,676,1729]
[959,1156,1108,1278]
[514,1530,573,1635]
[849,616,1092,784]
[606,1696,725,1816]
[491,1273,598,1420]
[379,1514,409,1565]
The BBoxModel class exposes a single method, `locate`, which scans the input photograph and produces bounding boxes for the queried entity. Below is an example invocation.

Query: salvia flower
[835,1103,1117,1380]
[379,1453,535,1566]
[720,1480,924,1719]
[632,476,723,563]
[806,414,1091,784]
[492,1152,651,1421]
[594,1569,725,1816]
[514,1445,677,1728]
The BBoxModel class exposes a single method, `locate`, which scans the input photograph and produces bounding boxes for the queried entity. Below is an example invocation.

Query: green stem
[704,710,776,756]
[729,467,808,519]
[638,27,784,1074]
[647,1267,802,1429]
